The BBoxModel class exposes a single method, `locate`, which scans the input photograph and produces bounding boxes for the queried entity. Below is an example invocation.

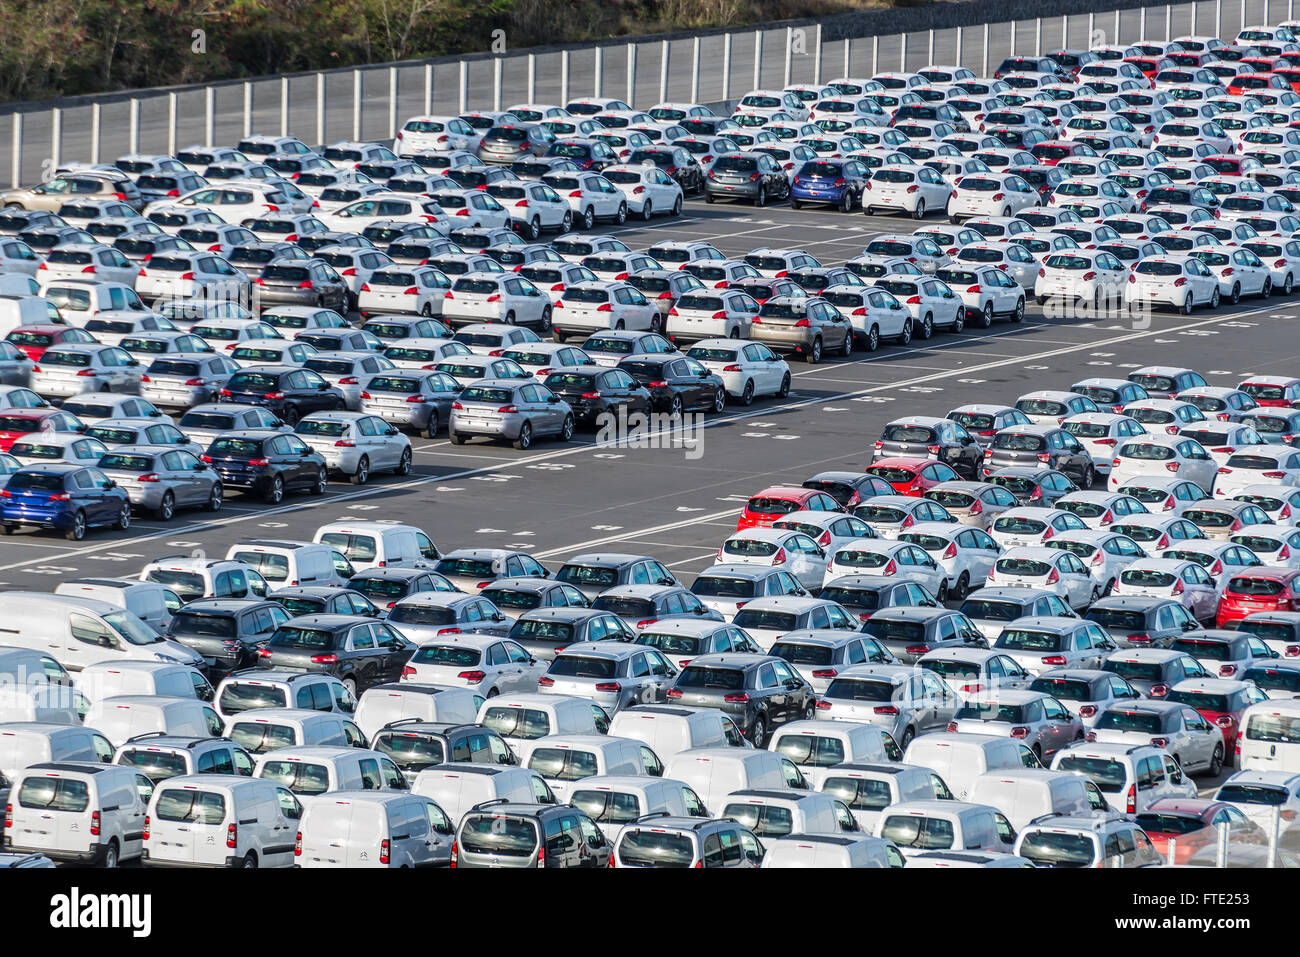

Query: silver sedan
[97,443,223,519]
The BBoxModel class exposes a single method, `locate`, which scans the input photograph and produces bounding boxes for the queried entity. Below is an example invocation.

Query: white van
[411,764,556,824]
[0,296,51,336]
[819,762,949,831]
[55,578,182,633]
[719,788,858,837]
[312,521,441,572]
[224,708,366,754]
[76,661,212,705]
[295,791,455,867]
[477,693,602,760]
[0,593,203,672]
[768,720,892,787]
[225,540,355,587]
[85,695,223,748]
[903,732,1024,802]
[0,684,82,725]
[519,733,648,801]
[607,705,741,758]
[874,800,1013,857]
[969,768,1104,831]
[0,723,115,783]
[353,683,481,740]
[0,645,72,689]
[7,762,151,867]
[1239,700,1300,772]
[253,746,407,804]
[662,748,799,816]
[143,774,302,868]
[569,774,710,839]
[761,834,904,868]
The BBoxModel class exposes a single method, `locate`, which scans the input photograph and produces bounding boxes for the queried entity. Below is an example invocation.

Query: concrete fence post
[928,29,935,66]
[626,44,636,105]
[353,69,363,140]
[692,37,702,104]
[1062,13,1067,48]
[658,41,669,103]
[459,61,468,114]
[1114,9,1121,40]
[814,24,823,83]
[1089,12,1096,45]
[90,103,100,164]
[872,35,879,74]
[280,76,290,137]
[1140,6,1147,39]
[390,67,400,137]
[784,27,794,88]
[1242,0,1248,33]
[51,108,61,172]
[561,50,570,106]
[204,87,215,146]
[167,92,177,156]
[1216,822,1229,867]
[722,34,732,102]
[1166,4,1173,41]
[129,98,140,154]
[1166,839,1177,866]
[1036,18,1043,55]
[424,63,433,115]
[593,45,603,98]
[493,57,503,111]
[1292,0,1297,23]
[1269,806,1281,868]
[1218,0,1224,36]
[1011,19,1016,56]
[317,74,327,145]
[956,26,965,69]
[10,112,21,188]
[983,23,990,75]
[843,37,851,78]
[754,30,763,91]
[243,81,252,138]
[527,54,537,106]
[901,31,909,71]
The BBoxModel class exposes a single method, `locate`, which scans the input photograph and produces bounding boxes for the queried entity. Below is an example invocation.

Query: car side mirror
[103,479,116,489]
[193,463,206,471]
[546,395,559,403]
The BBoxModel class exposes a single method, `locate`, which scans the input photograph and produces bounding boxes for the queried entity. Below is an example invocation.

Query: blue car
[0,464,131,540]
[789,158,872,212]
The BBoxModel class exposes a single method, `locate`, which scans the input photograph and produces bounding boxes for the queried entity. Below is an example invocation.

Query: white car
[79,312,179,348]
[30,344,143,399]
[1089,700,1226,775]
[899,521,1001,599]
[553,281,657,340]
[229,338,317,369]
[985,546,1092,609]
[356,265,453,318]
[600,164,684,219]
[452,324,542,357]
[1225,483,1300,526]
[1107,434,1219,495]
[934,264,1025,326]
[1159,538,1267,582]
[684,339,791,405]
[1107,513,1208,557]
[1127,255,1221,311]
[39,243,139,287]
[1214,770,1300,830]
[772,510,878,558]
[666,288,760,344]
[861,234,950,274]
[818,284,912,349]
[863,165,954,218]
[1185,424,1269,467]
[1033,248,1129,307]
[1060,413,1149,475]
[1213,445,1300,499]
[1045,529,1145,597]
[717,528,828,591]
[441,272,553,330]
[1187,245,1274,302]
[1154,119,1234,156]
[381,337,472,371]
[870,275,966,335]
[1113,558,1219,620]
[134,250,249,303]
[403,633,546,695]
[393,115,480,154]
[1053,489,1150,530]
[948,172,1039,220]
[294,410,412,484]
[1121,399,1208,437]
[1241,237,1300,294]
[485,180,573,240]
[8,432,110,467]
[426,189,511,230]
[822,539,949,597]
[316,193,450,236]
[1050,176,1137,213]
[988,507,1087,550]
[541,171,628,229]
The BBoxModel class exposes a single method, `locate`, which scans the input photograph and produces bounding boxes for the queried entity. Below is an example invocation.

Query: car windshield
[996,558,1053,576]
[590,597,655,619]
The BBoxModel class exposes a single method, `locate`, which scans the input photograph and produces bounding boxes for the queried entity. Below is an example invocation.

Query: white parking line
[530,506,743,558]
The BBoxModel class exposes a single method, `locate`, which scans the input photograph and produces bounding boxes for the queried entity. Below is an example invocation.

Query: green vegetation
[0,0,897,103]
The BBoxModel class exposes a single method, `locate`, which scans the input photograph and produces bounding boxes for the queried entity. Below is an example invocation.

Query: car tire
[912,199,926,221]
[1263,277,1273,298]
[937,580,949,603]
[952,308,965,333]
[739,379,755,406]
[750,714,767,747]
[351,455,369,485]
[756,186,767,208]
[863,325,880,352]
[342,677,357,699]
[104,839,119,870]
[712,388,726,413]
[560,415,575,442]
[155,492,175,521]
[1209,288,1220,309]
[643,200,654,220]
[1182,294,1194,315]
[1011,298,1024,323]
[839,191,852,213]
[790,199,802,210]
[865,205,875,215]
[527,217,542,241]
[553,330,566,343]
[449,431,467,445]
[206,484,223,512]
[513,421,534,450]
[1209,744,1223,776]
[1286,274,1295,295]
[264,475,284,504]
[614,319,625,331]
[115,503,130,531]
[980,302,994,328]
[614,202,628,225]
[806,337,822,364]
[1036,295,1048,306]
[420,303,433,317]
[1000,207,1010,217]
[898,319,912,346]
[954,572,969,601]
[65,511,86,541]
[668,394,684,417]
[777,373,791,398]
[395,447,412,476]
[280,406,300,427]
[920,313,934,339]
[705,191,715,204]
[1230,282,1241,305]
[900,728,915,751]
[1031,744,1043,764]
[309,468,327,495]
[1083,465,1095,488]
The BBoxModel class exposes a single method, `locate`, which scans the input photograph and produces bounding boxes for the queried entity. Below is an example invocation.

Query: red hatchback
[736,485,841,530]
[865,457,960,497]
[1216,568,1300,628]
[0,409,84,452]
[1136,798,1267,865]
[4,325,97,361]
[1029,140,1096,166]
[1237,376,1300,408]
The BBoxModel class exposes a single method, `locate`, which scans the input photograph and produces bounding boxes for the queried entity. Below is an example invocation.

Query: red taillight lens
[458,670,486,682]
[665,688,683,698]
[538,676,555,687]
[310,653,338,664]
[380,838,390,865]
[594,682,622,692]
[724,692,750,702]
[141,815,148,840]
[227,823,237,849]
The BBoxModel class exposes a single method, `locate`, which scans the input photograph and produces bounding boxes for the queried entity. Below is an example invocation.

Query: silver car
[175,403,289,446]
[768,629,898,693]
[539,640,679,713]
[816,663,962,748]
[1028,668,1144,726]
[386,591,513,642]
[359,370,461,439]
[478,577,591,621]
[448,378,575,449]
[85,417,204,459]
[950,689,1085,760]
[992,616,1118,676]
[294,411,412,485]
[139,353,240,409]
[433,548,551,591]
[97,443,223,520]
[1089,699,1227,775]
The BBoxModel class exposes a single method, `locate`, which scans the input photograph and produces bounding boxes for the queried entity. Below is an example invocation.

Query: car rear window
[372,732,445,771]
[17,776,90,812]
[1227,576,1286,597]
[1245,713,1300,743]
[1018,830,1096,865]
[388,604,456,627]
[117,749,189,781]
[154,788,226,823]
[1095,709,1162,733]
[548,655,617,679]
[481,705,551,739]
[861,618,925,643]
[690,576,756,599]
[616,828,694,866]
[881,814,954,849]
[1053,754,1127,792]
[528,747,599,780]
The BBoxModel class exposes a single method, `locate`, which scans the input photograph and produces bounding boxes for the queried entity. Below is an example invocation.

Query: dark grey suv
[668,653,815,745]
[1085,595,1200,648]
[166,598,293,674]
[984,424,1096,487]
[507,607,638,661]
[454,801,610,868]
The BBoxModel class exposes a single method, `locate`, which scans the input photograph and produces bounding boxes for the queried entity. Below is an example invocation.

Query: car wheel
[777,373,791,398]
[704,191,715,204]
[839,191,852,213]
[1000,206,1010,217]
[899,728,915,751]
[65,511,86,541]
[898,319,912,345]
[1230,282,1241,305]
[1031,744,1043,764]
[155,491,175,521]
[280,406,300,427]
[310,467,327,495]
[937,580,949,603]
[952,307,965,333]
[614,319,625,331]
[1209,744,1223,776]
[712,388,726,413]
[755,186,767,207]
[420,303,433,317]
[0,524,11,534]
[264,476,284,504]
[669,394,684,417]
[513,421,533,450]
[790,198,802,210]
[115,503,130,531]
[739,379,755,406]
[1182,294,1193,315]
[954,572,969,601]
[802,699,815,720]
[553,330,566,343]
[864,325,880,352]
[538,306,552,333]
[104,840,119,870]
[342,677,357,699]
[727,326,740,339]
[750,714,767,747]
[1286,273,1295,295]
[527,217,541,240]
[581,206,595,230]
[206,484,223,512]
[912,199,926,221]
[806,337,822,364]
[980,302,994,328]
[1210,287,1220,309]
[920,314,934,339]
[449,431,467,445]
[1011,298,1024,323]
[643,199,654,220]
[351,455,369,485]
[1083,464,1095,488]
[560,415,575,442]
[1263,277,1273,298]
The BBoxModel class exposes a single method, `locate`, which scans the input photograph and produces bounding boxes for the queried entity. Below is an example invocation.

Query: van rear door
[152,784,227,864]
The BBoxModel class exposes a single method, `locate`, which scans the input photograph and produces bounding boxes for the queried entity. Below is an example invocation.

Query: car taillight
[773,547,787,565]
[1126,783,1136,814]
[227,823,237,849]
[724,692,750,702]
[946,721,959,732]
[297,280,314,290]
[811,669,838,680]
[1046,568,1060,584]
[1219,663,1238,677]
[666,688,684,698]
[310,653,338,663]
[1150,682,1169,697]
[380,838,390,865]
[538,676,555,687]
[90,810,101,836]
[882,559,898,576]
[595,681,622,692]
[907,644,931,656]
[248,457,271,466]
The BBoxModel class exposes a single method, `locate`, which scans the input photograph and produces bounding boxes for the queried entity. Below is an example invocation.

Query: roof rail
[469,797,511,811]
[123,731,170,742]
[633,810,673,823]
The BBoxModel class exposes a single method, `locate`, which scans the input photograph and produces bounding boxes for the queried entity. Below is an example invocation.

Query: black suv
[220,364,345,426]
[668,653,815,745]
[346,568,458,612]
[370,720,517,778]
[201,429,329,503]
[166,598,293,674]
[454,800,610,868]
[256,614,417,693]
[269,586,383,619]
[616,354,726,415]
[507,608,638,661]
[542,367,651,427]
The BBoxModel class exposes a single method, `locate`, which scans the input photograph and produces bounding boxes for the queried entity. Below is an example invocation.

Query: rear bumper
[3,839,110,864]
[141,850,246,868]
[0,504,76,530]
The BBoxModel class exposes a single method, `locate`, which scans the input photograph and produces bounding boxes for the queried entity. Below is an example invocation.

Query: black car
[543,138,618,172]
[297,231,368,254]
[1086,596,1201,649]
[363,221,444,246]
[220,364,345,426]
[444,166,514,190]
[509,157,580,180]
[256,614,416,694]
[617,354,726,415]
[201,428,328,503]
[1010,164,1066,202]
[346,567,458,612]
[995,55,1067,79]
[983,425,1096,486]
[167,598,293,675]
[801,471,896,508]
[371,720,517,776]
[255,258,349,311]
[112,233,193,264]
[228,241,309,270]
[784,266,863,296]
[985,466,1080,505]
[542,366,651,427]
[817,575,941,621]
[874,416,984,481]
[668,653,815,745]
[627,146,705,194]
[0,207,62,235]
[704,151,791,207]
[269,586,383,619]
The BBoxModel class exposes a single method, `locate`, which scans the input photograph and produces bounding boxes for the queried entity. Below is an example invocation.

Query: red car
[0,409,84,452]
[4,324,97,361]
[1167,678,1270,755]
[1237,376,1300,408]
[1227,72,1290,97]
[1136,798,1267,865]
[1122,56,1174,78]
[865,457,960,497]
[1201,154,1254,178]
[1029,139,1096,166]
[1217,568,1300,628]
[736,485,841,530]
